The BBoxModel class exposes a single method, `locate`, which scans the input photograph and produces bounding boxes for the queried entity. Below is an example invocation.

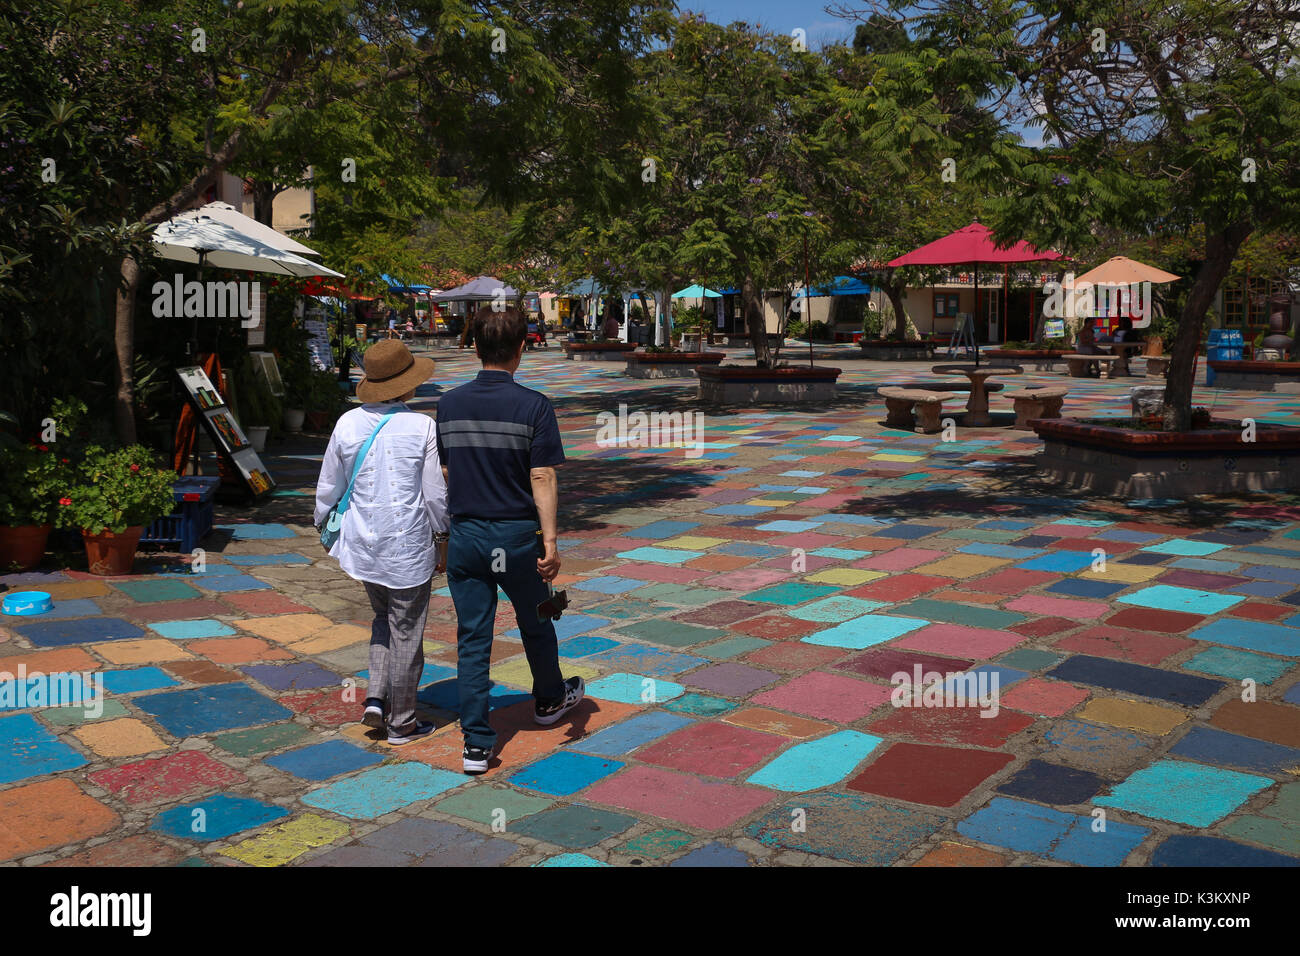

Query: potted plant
[0,444,69,571]
[304,370,347,432]
[56,445,177,575]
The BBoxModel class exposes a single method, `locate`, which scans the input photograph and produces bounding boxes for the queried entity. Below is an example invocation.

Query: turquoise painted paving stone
[747,730,882,792]
[956,797,1147,865]
[16,616,144,647]
[586,673,684,705]
[224,553,312,565]
[618,828,693,859]
[302,762,465,819]
[151,793,289,841]
[1053,517,1114,527]
[1116,586,1244,615]
[514,804,637,848]
[1183,647,1294,683]
[557,635,620,658]
[570,712,693,756]
[746,792,943,865]
[615,546,696,565]
[508,614,610,641]
[789,596,888,623]
[613,620,723,648]
[755,520,824,533]
[802,614,929,650]
[662,692,735,716]
[1015,552,1096,573]
[0,713,87,783]
[148,619,237,640]
[1141,539,1229,556]
[1094,759,1272,827]
[627,519,700,539]
[535,853,609,867]
[508,751,625,796]
[894,599,1025,630]
[193,574,269,592]
[101,667,179,694]
[699,636,771,659]
[113,579,201,603]
[810,547,872,560]
[0,672,97,710]
[215,523,298,540]
[1188,619,1300,657]
[571,576,644,595]
[743,582,840,605]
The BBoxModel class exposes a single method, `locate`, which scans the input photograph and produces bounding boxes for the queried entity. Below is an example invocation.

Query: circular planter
[283,408,306,433]
[625,352,725,379]
[0,524,52,572]
[697,364,842,403]
[82,526,144,576]
[564,341,638,361]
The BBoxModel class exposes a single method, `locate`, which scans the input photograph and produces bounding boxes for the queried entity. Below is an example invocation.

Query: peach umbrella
[1074,256,1180,286]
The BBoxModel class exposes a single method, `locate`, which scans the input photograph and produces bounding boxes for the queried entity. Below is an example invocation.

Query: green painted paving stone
[39,700,129,725]
[941,529,1022,543]
[631,583,695,603]
[433,786,554,826]
[614,620,726,649]
[618,828,694,860]
[535,853,609,867]
[810,548,872,560]
[1094,759,1272,827]
[112,579,202,603]
[998,648,1066,672]
[511,804,638,849]
[747,792,944,865]
[213,722,313,757]
[667,588,737,607]
[1141,539,1229,556]
[662,692,736,717]
[1265,782,1300,822]
[894,599,1026,630]
[743,583,840,605]
[1220,816,1300,856]
[700,636,772,660]
[588,599,660,620]
[1182,647,1294,684]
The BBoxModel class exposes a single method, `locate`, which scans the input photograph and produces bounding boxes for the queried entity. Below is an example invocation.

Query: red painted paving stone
[751,671,894,723]
[1005,595,1110,620]
[279,687,366,726]
[1052,626,1195,666]
[867,706,1036,748]
[0,779,121,862]
[833,647,975,682]
[1105,607,1204,633]
[964,569,1058,594]
[845,574,951,602]
[221,591,317,616]
[893,623,1025,660]
[729,615,825,641]
[1160,570,1247,590]
[1227,602,1294,622]
[46,834,183,866]
[87,750,245,807]
[635,720,786,777]
[1009,617,1079,639]
[583,765,774,831]
[1000,678,1092,717]
[744,642,848,672]
[671,601,768,626]
[847,743,1016,807]
[119,598,235,623]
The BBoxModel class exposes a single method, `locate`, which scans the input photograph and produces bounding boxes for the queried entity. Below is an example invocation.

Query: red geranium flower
[130,464,140,472]
[59,497,72,506]
[36,444,49,452]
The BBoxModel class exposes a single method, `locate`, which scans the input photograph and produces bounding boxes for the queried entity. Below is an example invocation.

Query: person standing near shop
[436,306,583,774]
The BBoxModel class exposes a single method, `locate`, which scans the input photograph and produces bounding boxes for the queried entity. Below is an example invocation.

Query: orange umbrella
[1075,256,1180,286]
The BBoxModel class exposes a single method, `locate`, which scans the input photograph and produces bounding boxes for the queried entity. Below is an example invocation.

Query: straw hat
[355,341,434,403]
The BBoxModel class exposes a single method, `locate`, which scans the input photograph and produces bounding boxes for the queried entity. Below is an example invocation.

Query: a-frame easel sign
[947,313,978,359]
[176,364,276,500]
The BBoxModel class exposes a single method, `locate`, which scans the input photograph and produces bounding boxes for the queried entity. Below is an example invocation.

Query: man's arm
[530,466,560,581]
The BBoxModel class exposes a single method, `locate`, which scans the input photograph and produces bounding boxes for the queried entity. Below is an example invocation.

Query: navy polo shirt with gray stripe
[435,370,566,519]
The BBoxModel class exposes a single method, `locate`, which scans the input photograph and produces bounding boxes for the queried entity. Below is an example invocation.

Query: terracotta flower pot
[82,526,144,576]
[0,524,52,572]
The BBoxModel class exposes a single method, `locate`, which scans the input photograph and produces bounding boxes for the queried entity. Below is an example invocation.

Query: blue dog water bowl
[2,591,52,616]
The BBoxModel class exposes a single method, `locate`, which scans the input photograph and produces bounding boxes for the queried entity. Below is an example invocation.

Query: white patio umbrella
[152,212,343,278]
[193,201,324,258]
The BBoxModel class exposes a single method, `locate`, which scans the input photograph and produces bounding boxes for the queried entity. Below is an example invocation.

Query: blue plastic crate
[141,477,220,553]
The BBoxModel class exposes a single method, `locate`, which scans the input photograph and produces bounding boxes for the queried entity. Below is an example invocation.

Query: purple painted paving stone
[684,663,780,698]
[242,661,342,691]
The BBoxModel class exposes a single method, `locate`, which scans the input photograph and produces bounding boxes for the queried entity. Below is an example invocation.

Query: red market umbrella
[888,222,1064,363]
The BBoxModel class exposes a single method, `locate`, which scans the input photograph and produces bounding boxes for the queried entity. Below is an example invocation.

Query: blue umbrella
[672,284,722,298]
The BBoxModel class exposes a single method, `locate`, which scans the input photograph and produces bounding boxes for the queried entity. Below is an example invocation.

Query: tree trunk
[113,255,141,445]
[1162,223,1252,431]
[252,180,277,226]
[742,275,770,367]
[884,280,910,341]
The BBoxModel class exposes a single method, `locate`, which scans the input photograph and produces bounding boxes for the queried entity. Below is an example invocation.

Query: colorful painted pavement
[3,347,1300,867]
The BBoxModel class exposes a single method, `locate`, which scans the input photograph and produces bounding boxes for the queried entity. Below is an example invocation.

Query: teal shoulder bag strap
[319,408,398,550]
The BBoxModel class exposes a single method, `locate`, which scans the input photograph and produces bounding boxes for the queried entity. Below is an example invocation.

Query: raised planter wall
[1207,359,1300,392]
[697,365,841,404]
[859,341,935,361]
[1031,417,1300,496]
[624,352,725,379]
[564,342,638,362]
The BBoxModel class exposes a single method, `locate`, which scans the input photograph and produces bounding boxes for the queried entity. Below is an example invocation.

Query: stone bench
[887,381,1004,395]
[1065,354,1120,378]
[878,387,956,434]
[1006,386,1068,430]
[1145,356,1171,376]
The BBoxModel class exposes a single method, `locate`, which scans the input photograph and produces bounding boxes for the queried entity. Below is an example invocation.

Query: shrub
[0,445,71,526]
[786,318,806,339]
[808,320,831,341]
[55,445,176,534]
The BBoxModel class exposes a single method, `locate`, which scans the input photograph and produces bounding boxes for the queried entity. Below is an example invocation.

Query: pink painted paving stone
[583,765,773,831]
[833,647,975,682]
[1052,626,1194,666]
[893,623,1025,660]
[857,548,947,571]
[88,750,246,807]
[704,568,792,591]
[1001,678,1091,717]
[635,721,786,777]
[1004,595,1110,620]
[751,671,893,723]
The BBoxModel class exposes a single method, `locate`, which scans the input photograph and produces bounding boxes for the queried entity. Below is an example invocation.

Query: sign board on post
[176,365,276,499]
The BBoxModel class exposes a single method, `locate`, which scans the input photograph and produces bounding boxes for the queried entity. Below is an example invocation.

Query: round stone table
[931,364,1024,426]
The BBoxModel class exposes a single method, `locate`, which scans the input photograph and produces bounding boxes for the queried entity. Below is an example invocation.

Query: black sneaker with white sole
[362,698,386,730]
[387,720,435,745]
[534,676,585,726]
[463,744,493,774]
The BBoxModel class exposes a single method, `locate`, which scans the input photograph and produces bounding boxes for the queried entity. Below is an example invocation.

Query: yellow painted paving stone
[805,568,887,587]
[657,536,730,551]
[914,555,1010,578]
[287,623,369,655]
[746,498,794,508]
[41,581,112,600]
[72,718,168,758]
[219,814,351,867]
[492,657,599,690]
[236,613,334,644]
[93,638,193,665]
[1078,697,1187,735]
[1080,564,1163,583]
[869,453,924,462]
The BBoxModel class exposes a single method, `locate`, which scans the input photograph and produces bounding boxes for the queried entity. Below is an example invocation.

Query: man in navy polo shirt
[436,306,584,774]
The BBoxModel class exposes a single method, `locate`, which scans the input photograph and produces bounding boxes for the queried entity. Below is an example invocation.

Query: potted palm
[56,446,177,575]
[0,444,69,571]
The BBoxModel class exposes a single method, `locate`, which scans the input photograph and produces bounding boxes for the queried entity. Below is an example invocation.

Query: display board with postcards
[176,365,276,499]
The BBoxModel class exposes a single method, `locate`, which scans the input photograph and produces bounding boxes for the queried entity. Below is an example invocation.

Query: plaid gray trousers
[363,579,432,733]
